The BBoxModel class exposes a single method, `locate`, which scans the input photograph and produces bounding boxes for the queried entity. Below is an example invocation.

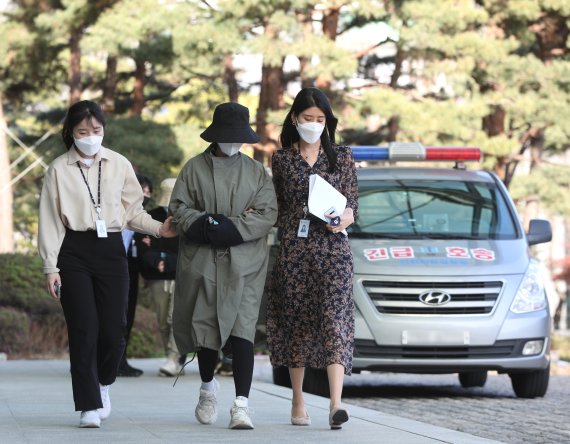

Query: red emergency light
[352,143,481,162]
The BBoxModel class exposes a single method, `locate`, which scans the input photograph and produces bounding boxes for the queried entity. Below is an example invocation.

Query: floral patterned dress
[266,145,358,375]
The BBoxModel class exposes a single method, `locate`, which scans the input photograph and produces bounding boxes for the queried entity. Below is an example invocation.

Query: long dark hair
[279,87,338,172]
[61,100,106,149]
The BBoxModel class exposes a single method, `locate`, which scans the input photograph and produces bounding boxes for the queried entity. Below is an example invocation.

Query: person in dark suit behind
[135,178,186,376]
[118,173,153,377]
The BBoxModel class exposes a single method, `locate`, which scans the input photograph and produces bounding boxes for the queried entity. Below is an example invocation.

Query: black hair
[136,173,153,193]
[61,100,106,149]
[279,87,338,172]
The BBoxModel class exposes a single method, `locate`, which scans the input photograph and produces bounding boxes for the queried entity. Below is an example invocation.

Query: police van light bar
[352,143,480,162]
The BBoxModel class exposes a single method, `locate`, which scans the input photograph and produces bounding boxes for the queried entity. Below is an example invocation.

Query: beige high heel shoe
[291,407,311,426]
[329,406,349,430]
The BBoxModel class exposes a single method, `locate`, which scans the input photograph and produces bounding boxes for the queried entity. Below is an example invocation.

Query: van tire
[303,368,330,397]
[272,366,291,388]
[458,371,487,388]
[509,364,550,398]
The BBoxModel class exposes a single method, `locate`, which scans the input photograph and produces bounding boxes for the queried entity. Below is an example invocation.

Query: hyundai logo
[418,290,452,305]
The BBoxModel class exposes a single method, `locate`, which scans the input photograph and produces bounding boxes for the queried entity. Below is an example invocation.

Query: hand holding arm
[158,216,177,238]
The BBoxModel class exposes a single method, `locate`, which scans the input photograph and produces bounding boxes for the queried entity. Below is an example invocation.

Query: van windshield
[349,179,519,240]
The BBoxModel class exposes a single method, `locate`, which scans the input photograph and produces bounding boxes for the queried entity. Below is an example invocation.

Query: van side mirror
[526,219,552,246]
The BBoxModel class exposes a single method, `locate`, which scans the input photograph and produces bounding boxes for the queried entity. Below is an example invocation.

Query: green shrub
[128,305,163,358]
[0,307,30,354]
[0,253,61,320]
[0,253,163,358]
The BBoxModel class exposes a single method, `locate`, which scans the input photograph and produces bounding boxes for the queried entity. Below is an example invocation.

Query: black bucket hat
[200,102,260,143]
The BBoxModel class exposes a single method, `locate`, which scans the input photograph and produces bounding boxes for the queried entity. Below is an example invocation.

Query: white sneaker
[229,396,254,429]
[195,379,220,424]
[79,410,101,428]
[159,358,183,377]
[98,384,111,420]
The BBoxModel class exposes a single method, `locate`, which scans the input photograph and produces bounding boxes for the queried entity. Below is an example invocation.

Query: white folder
[308,174,348,235]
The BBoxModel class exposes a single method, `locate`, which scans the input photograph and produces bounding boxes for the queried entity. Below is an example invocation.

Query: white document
[308,174,348,235]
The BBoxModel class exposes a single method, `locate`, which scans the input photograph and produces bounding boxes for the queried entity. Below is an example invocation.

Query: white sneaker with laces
[229,396,254,429]
[195,378,220,424]
[98,384,111,420]
[159,358,183,377]
[79,410,101,428]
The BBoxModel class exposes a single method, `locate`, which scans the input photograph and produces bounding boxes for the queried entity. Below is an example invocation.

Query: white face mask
[74,135,103,156]
[296,121,325,144]
[218,142,243,157]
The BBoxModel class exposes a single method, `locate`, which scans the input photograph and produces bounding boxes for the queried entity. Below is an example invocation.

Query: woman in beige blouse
[38,100,176,428]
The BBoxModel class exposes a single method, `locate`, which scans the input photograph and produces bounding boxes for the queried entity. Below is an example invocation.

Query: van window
[350,180,518,239]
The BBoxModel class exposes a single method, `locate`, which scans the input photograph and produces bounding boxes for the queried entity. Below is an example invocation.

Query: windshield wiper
[349,232,486,240]
[349,232,417,239]
[419,233,486,240]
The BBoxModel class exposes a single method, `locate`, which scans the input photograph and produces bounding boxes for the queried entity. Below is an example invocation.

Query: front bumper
[352,337,550,374]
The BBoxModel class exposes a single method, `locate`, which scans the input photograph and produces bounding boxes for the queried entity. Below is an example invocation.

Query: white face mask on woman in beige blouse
[74,135,103,156]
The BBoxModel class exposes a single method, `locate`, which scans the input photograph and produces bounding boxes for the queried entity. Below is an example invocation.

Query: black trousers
[57,229,129,411]
[197,336,254,398]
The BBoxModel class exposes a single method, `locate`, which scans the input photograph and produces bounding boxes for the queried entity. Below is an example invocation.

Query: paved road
[342,370,570,444]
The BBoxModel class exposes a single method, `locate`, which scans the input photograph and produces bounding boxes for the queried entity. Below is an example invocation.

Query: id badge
[95,219,108,238]
[297,219,310,238]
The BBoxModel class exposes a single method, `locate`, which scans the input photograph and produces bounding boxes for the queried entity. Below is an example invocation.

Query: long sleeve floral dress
[266,145,358,375]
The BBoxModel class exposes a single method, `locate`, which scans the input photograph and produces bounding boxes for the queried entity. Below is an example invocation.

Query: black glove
[185,214,209,244]
[205,214,244,248]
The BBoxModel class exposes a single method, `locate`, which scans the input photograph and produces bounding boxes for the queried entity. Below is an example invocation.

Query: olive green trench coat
[169,146,277,353]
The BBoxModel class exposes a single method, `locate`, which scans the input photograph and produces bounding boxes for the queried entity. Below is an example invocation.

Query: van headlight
[510,260,547,314]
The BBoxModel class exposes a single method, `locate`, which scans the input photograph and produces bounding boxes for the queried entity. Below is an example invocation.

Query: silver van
[272,143,552,399]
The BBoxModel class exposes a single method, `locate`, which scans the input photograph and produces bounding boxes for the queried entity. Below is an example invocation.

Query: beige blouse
[38,146,162,274]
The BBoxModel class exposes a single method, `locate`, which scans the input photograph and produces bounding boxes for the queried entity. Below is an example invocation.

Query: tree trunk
[387,115,400,142]
[299,13,312,88]
[255,22,285,164]
[68,28,83,105]
[102,55,118,113]
[255,64,285,163]
[131,59,146,116]
[0,97,14,253]
[482,106,507,181]
[529,13,569,63]
[315,6,340,91]
[390,46,404,89]
[223,55,239,102]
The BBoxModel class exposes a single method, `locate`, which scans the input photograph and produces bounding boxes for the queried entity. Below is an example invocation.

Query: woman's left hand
[159,216,178,238]
[325,207,354,234]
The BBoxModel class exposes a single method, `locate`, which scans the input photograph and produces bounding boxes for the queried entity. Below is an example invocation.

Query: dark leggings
[197,336,253,398]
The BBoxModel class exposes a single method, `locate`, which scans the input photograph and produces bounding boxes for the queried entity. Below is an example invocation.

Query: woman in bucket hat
[169,102,277,430]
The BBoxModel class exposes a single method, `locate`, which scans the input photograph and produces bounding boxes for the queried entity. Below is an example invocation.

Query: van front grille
[362,280,503,315]
[354,339,518,359]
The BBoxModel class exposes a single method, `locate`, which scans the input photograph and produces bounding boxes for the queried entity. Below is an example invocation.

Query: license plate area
[402,330,470,345]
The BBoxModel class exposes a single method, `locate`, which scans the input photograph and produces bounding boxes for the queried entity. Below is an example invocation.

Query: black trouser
[57,229,129,411]
[197,336,254,398]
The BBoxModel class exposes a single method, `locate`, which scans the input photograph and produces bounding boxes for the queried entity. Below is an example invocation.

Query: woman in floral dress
[266,87,358,430]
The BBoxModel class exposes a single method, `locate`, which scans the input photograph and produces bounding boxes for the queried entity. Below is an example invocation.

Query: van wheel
[509,364,550,398]
[272,366,291,388]
[458,371,487,388]
[303,368,330,397]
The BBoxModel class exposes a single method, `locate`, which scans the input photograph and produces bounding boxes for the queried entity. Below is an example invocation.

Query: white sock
[201,378,217,391]
[235,396,248,406]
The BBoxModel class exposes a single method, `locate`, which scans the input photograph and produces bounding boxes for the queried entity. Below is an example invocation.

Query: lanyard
[78,160,102,218]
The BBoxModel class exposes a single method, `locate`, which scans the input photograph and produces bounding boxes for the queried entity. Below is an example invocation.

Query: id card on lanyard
[297,205,310,238]
[79,161,108,238]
